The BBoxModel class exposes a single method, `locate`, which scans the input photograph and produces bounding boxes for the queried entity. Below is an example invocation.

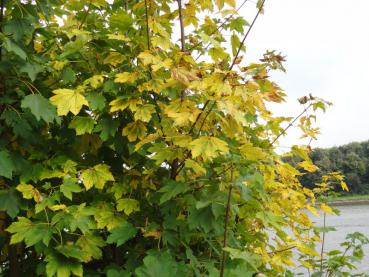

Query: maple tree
[0,0,358,276]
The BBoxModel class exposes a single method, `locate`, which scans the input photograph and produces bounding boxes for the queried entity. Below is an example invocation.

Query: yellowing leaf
[189,137,229,160]
[134,104,155,122]
[306,205,320,217]
[297,242,320,257]
[340,181,349,191]
[239,142,267,161]
[171,67,197,86]
[122,121,147,142]
[53,60,68,71]
[86,75,104,88]
[298,161,318,173]
[320,203,333,214]
[134,133,160,151]
[107,33,129,41]
[50,89,88,116]
[50,204,67,211]
[114,72,139,83]
[116,198,140,215]
[104,52,126,66]
[16,184,42,202]
[69,116,96,135]
[185,160,206,176]
[81,164,115,190]
[109,98,142,113]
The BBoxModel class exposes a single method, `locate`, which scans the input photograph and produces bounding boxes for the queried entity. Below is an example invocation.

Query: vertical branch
[144,0,151,50]
[177,0,185,51]
[0,0,5,60]
[220,166,234,277]
[0,0,5,99]
[320,212,326,273]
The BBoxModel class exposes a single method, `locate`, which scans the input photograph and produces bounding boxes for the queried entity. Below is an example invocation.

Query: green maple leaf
[106,223,137,246]
[69,116,96,135]
[60,177,82,200]
[21,94,58,123]
[86,92,106,111]
[81,164,114,190]
[135,251,183,277]
[0,188,20,218]
[56,244,90,262]
[0,150,15,179]
[94,118,119,141]
[6,217,53,246]
[45,253,83,277]
[20,62,44,81]
[50,89,88,116]
[76,234,106,260]
[116,198,140,215]
[189,136,229,160]
[158,181,189,204]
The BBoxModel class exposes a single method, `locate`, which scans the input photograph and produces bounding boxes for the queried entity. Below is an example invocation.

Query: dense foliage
[0,0,359,276]
[296,140,369,195]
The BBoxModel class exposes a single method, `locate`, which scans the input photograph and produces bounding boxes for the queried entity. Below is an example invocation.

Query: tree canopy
[0,0,358,276]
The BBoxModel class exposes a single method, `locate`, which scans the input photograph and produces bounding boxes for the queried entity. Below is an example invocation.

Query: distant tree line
[298,141,369,194]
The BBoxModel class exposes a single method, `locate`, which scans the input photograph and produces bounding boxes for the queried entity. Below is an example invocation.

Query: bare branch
[177,0,185,51]
[229,0,267,71]
[271,103,313,145]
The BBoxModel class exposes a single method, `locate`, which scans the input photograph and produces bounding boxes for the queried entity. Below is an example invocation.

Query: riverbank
[327,194,369,206]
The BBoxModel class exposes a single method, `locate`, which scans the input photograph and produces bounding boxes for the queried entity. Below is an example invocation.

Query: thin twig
[177,0,185,51]
[0,0,4,58]
[320,212,326,273]
[271,103,313,145]
[191,0,249,55]
[78,3,92,29]
[220,166,234,277]
[144,0,151,49]
[229,0,266,71]
[267,245,296,255]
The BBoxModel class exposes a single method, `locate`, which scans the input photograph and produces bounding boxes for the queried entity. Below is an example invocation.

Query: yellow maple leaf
[50,89,88,116]
[189,137,229,160]
[239,142,267,161]
[86,75,104,88]
[320,203,333,214]
[114,72,139,83]
[298,161,319,173]
[134,104,155,122]
[103,52,126,66]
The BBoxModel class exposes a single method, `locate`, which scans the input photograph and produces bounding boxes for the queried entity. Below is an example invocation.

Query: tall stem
[219,166,234,277]
[144,0,151,49]
[320,212,326,273]
[177,0,185,51]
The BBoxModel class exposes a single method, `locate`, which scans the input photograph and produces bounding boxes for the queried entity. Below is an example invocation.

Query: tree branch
[173,0,268,179]
[271,103,313,145]
[229,0,266,71]
[144,0,151,49]
[78,2,92,29]
[191,0,249,55]
[177,0,185,51]
[220,166,234,277]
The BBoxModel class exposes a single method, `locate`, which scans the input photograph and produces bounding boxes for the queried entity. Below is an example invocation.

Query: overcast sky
[238,0,369,149]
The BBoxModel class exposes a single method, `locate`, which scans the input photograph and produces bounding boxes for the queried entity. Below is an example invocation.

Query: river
[307,204,369,273]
